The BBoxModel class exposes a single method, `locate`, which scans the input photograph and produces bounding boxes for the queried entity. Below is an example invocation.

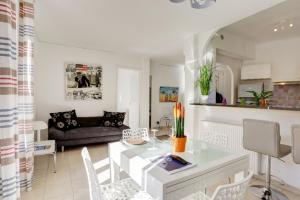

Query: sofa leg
[61,146,64,152]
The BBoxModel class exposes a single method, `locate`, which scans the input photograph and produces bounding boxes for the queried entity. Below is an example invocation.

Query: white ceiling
[224,0,300,43]
[35,0,284,63]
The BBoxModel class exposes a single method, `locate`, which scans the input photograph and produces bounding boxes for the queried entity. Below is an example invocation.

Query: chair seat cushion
[279,144,292,158]
[100,178,153,200]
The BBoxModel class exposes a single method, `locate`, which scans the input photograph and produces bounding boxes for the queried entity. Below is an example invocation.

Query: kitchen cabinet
[241,64,271,80]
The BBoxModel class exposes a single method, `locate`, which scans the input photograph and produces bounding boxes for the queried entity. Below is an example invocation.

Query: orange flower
[177,102,181,118]
[173,105,177,119]
[181,106,185,118]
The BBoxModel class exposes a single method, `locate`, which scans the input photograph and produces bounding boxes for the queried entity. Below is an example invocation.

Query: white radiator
[197,120,259,174]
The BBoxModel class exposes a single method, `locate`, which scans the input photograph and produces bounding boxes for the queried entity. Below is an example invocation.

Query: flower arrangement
[246,90,273,107]
[173,102,185,138]
[172,102,187,152]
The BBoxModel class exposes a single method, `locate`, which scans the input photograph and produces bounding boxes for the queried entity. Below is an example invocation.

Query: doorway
[215,63,234,104]
[117,68,140,129]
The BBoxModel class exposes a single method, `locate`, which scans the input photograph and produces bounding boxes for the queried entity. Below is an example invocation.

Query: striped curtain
[0,0,34,199]
[18,0,34,192]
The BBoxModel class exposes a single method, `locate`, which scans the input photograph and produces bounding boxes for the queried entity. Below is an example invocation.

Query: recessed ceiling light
[289,23,294,27]
[273,28,278,32]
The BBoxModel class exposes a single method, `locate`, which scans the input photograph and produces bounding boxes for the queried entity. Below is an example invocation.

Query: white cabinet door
[241,64,271,80]
[272,65,300,82]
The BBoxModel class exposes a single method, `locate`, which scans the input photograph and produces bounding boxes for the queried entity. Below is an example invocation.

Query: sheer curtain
[0,0,35,199]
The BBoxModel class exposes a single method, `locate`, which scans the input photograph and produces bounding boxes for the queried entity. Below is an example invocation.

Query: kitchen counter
[189,103,300,189]
[190,103,300,111]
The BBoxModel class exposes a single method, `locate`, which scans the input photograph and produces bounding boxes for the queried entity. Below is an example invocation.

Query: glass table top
[127,139,232,166]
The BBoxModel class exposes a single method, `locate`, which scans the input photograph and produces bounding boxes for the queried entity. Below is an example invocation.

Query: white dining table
[108,139,249,200]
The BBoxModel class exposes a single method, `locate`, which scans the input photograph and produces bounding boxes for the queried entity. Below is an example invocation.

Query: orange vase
[172,136,187,153]
[259,99,268,107]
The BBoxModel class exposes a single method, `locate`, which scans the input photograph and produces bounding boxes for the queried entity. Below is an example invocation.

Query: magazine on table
[150,154,196,174]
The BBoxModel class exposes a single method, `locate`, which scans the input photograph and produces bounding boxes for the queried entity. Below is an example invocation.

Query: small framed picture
[159,86,179,102]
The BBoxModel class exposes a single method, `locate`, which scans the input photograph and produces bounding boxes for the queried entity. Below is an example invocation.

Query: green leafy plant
[260,91,273,99]
[246,90,273,106]
[239,98,247,106]
[197,64,213,96]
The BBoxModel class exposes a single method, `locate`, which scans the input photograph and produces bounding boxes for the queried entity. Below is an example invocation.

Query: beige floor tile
[34,156,49,170]
[21,188,45,200]
[45,193,73,200]
[44,182,73,199]
[46,168,71,184]
[71,178,89,190]
[73,188,90,200]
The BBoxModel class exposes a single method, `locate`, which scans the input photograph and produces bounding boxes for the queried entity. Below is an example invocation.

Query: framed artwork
[159,86,179,102]
[65,63,103,100]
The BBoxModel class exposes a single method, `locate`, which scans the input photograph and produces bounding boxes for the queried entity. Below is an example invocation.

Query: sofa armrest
[119,125,130,132]
[48,127,65,140]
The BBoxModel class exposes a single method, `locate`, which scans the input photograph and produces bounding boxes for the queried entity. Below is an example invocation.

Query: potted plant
[172,102,186,152]
[197,64,213,103]
[246,90,273,107]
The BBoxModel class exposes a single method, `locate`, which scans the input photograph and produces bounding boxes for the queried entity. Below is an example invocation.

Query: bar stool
[243,119,291,200]
[292,125,300,164]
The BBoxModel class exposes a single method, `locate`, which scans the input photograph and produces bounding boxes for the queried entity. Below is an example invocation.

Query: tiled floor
[22,144,300,200]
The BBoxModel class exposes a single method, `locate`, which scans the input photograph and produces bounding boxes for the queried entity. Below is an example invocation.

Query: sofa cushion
[62,126,123,140]
[50,110,80,131]
[102,111,125,127]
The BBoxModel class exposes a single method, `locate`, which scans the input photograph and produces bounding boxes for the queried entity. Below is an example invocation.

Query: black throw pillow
[50,110,80,131]
[102,111,125,127]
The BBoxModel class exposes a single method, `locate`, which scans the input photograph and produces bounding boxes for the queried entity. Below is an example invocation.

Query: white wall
[212,30,256,60]
[34,42,150,128]
[150,62,184,128]
[117,68,140,128]
[245,37,300,82]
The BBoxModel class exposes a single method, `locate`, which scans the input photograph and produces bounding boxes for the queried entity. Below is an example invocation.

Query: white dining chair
[81,147,153,200]
[122,128,149,141]
[292,125,300,164]
[182,172,253,200]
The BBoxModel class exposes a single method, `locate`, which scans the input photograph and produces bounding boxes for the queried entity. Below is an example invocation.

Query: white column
[139,56,150,129]
[183,31,217,138]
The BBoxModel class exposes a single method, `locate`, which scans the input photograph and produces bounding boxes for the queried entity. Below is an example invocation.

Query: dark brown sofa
[48,116,129,151]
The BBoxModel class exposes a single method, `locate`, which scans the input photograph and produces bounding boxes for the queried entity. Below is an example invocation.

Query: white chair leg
[110,158,120,183]
[228,176,231,184]
[53,152,57,173]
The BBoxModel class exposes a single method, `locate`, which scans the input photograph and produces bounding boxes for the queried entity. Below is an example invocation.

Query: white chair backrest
[33,121,48,131]
[122,128,149,141]
[243,119,281,157]
[211,172,253,200]
[202,132,228,148]
[292,125,300,164]
[81,147,102,200]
